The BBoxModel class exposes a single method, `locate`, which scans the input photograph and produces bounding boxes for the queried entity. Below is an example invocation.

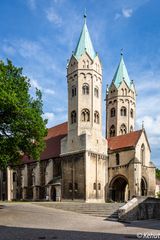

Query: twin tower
[63,16,136,147]
[60,16,137,202]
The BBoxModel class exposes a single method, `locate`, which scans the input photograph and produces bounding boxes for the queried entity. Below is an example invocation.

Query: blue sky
[0,0,160,167]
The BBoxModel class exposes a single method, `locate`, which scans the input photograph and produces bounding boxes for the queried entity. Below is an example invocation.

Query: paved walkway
[0,202,159,240]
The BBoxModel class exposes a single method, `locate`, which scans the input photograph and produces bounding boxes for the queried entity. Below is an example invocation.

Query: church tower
[61,16,107,203]
[61,15,107,154]
[106,54,136,138]
[67,15,102,138]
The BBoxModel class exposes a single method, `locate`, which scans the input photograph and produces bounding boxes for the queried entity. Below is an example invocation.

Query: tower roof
[112,54,131,89]
[74,16,96,60]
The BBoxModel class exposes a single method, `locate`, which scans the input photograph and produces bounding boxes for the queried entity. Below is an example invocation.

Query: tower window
[120,124,127,135]
[130,126,133,132]
[111,108,116,117]
[93,183,96,190]
[94,111,100,124]
[82,83,89,95]
[110,125,115,137]
[125,88,127,96]
[120,107,127,116]
[141,144,145,165]
[98,183,101,190]
[2,171,6,182]
[116,153,120,165]
[86,60,89,69]
[130,109,133,118]
[13,172,17,182]
[83,60,86,69]
[81,109,90,122]
[72,86,76,97]
[94,87,99,98]
[69,182,73,192]
[71,110,77,124]
[75,183,78,191]
[121,88,124,95]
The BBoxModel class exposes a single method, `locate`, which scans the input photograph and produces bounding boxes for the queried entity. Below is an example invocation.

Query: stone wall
[61,152,85,200]
[118,197,160,221]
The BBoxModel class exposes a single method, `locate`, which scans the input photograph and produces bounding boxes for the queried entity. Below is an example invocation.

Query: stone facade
[0,16,156,202]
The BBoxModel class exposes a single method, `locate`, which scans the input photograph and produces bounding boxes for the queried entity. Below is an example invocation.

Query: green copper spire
[112,54,131,89]
[74,15,96,60]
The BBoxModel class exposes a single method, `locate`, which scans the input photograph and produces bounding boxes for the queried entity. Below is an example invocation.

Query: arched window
[116,153,120,165]
[13,172,17,182]
[111,108,116,117]
[82,83,89,95]
[120,124,127,135]
[125,88,127,96]
[31,171,35,186]
[74,183,78,191]
[81,109,90,122]
[86,60,89,69]
[130,109,133,118]
[72,85,76,97]
[69,182,73,191]
[110,125,115,137]
[71,110,76,124]
[120,106,127,116]
[121,88,124,95]
[94,87,99,97]
[83,60,86,69]
[95,63,97,71]
[93,183,96,190]
[141,144,145,165]
[130,126,133,132]
[94,111,99,124]
[98,183,101,190]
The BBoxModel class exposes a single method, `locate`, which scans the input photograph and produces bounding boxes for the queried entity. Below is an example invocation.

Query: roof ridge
[48,121,67,130]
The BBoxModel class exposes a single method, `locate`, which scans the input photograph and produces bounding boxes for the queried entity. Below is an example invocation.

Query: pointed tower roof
[74,15,96,60]
[112,54,131,89]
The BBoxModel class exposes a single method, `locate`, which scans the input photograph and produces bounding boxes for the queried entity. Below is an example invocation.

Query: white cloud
[122,8,133,18]
[31,79,42,91]
[44,89,55,95]
[137,115,160,146]
[18,40,41,58]
[31,79,55,96]
[43,112,55,127]
[46,8,62,26]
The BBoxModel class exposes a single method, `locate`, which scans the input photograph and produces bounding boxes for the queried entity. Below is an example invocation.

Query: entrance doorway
[141,178,147,196]
[51,186,56,201]
[110,175,128,202]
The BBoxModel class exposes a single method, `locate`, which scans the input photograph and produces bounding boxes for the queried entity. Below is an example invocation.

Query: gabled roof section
[41,122,68,160]
[74,15,96,60]
[108,130,142,151]
[22,122,68,163]
[112,54,131,89]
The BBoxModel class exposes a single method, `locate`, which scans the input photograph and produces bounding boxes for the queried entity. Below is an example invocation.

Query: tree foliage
[156,168,160,180]
[0,59,47,169]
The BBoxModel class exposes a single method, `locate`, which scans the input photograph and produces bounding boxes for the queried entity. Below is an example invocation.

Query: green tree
[156,168,160,180]
[0,59,47,169]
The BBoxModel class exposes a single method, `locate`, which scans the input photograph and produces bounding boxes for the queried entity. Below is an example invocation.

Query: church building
[0,16,156,202]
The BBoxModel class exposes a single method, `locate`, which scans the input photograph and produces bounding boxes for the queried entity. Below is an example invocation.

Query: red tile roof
[108,130,142,151]
[41,122,68,160]
[22,122,68,163]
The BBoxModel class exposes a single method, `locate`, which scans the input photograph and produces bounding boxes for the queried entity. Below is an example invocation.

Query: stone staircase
[36,202,124,219]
